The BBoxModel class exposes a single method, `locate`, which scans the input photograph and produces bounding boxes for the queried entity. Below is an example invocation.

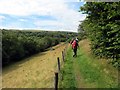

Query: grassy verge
[59,39,118,88]
[75,48,118,88]
[59,48,76,89]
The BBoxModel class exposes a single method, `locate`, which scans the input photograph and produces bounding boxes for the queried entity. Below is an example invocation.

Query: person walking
[72,38,79,57]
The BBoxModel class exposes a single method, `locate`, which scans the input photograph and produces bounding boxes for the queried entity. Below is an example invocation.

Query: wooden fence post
[64,49,65,55]
[57,57,60,72]
[62,51,64,62]
[55,72,58,90]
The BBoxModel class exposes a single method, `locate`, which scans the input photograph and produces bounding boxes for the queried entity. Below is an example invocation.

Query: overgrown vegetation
[2,29,78,66]
[79,2,120,67]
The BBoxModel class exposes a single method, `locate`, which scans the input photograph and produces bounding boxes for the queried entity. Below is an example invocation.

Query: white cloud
[0,0,86,32]
[19,19,27,22]
[35,20,64,26]
[0,15,6,20]
[0,0,64,16]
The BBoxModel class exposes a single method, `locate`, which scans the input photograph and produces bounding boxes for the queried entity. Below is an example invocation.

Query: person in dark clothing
[72,38,79,57]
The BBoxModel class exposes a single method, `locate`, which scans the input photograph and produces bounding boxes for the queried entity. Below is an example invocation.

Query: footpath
[59,39,118,88]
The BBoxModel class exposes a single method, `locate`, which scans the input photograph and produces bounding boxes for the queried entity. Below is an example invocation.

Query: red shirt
[72,40,77,49]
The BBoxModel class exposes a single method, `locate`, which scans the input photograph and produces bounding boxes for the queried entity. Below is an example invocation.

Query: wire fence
[54,42,69,90]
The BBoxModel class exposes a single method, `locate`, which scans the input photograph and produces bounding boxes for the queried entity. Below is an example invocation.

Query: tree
[79,2,120,67]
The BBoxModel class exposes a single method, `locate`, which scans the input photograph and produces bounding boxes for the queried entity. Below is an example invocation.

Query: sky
[0,0,86,32]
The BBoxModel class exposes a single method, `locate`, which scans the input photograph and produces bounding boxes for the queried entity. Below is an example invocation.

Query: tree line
[2,29,78,66]
[79,2,120,67]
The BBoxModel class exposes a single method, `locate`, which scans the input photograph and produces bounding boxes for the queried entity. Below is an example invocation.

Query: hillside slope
[2,43,67,88]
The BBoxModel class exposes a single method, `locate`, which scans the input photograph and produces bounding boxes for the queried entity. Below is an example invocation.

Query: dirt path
[73,60,86,88]
[2,43,67,88]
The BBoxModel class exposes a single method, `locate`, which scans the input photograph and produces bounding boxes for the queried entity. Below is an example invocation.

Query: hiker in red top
[71,37,79,57]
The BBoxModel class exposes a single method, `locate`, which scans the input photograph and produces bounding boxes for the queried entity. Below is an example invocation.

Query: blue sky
[0,0,86,32]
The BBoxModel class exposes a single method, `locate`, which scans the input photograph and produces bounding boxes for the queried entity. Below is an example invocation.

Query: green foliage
[2,31,25,62]
[78,21,87,40]
[79,2,120,67]
[2,30,77,66]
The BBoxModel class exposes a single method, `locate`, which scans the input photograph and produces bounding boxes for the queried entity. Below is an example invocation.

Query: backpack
[72,40,77,49]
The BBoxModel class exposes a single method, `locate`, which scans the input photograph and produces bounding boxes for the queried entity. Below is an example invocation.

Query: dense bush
[79,2,120,67]
[2,30,77,66]
[2,32,25,62]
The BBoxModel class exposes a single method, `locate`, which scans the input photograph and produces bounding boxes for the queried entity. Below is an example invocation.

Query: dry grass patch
[2,43,67,88]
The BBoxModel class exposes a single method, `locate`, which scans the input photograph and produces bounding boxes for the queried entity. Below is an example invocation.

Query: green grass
[59,45,118,88]
[76,48,118,88]
[59,48,76,89]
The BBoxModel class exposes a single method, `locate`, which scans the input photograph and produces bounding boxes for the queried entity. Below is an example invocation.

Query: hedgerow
[79,2,120,67]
